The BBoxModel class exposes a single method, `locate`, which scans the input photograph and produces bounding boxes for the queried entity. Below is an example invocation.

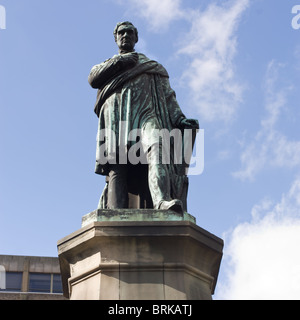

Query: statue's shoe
[159,199,183,213]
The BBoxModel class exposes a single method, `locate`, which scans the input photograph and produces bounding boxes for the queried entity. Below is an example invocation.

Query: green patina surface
[82,209,196,227]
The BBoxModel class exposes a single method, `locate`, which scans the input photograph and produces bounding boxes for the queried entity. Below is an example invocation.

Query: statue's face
[116,25,137,52]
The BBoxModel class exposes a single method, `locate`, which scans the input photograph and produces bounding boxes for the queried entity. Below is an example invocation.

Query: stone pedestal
[57,210,223,300]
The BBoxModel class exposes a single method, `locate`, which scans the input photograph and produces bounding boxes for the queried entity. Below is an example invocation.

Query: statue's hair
[113,21,138,43]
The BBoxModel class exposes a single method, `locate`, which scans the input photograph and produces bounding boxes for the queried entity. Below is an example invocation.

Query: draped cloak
[89,53,190,209]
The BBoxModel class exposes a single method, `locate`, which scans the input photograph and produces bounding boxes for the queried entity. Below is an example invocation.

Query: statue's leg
[147,144,183,212]
[148,161,171,208]
[97,181,108,209]
[107,164,129,208]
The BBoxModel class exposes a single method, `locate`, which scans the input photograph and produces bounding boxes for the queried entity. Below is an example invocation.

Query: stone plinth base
[82,208,196,226]
[57,210,223,300]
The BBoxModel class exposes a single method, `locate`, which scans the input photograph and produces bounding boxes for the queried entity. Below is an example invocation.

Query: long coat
[88,53,189,209]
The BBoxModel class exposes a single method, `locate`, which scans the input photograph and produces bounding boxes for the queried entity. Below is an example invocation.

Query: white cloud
[116,0,249,122]
[216,178,300,300]
[119,0,183,31]
[135,37,158,61]
[177,0,249,122]
[233,60,299,181]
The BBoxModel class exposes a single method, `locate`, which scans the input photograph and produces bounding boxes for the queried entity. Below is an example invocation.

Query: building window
[29,273,51,293]
[52,274,63,294]
[0,272,22,292]
[29,273,63,294]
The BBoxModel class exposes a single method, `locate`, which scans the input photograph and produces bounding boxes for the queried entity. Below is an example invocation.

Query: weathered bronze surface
[88,21,199,213]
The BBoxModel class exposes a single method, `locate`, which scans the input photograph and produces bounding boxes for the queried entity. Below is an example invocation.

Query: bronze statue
[88,21,199,213]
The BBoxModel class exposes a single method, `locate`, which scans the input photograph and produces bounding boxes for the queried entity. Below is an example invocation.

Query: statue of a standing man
[88,21,199,213]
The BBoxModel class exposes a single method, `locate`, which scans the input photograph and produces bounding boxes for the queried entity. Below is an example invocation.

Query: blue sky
[1,0,300,299]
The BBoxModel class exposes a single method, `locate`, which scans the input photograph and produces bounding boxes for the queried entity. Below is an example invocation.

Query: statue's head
[113,21,138,52]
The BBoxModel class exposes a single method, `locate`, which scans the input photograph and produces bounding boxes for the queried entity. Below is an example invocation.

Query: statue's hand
[179,118,199,129]
[118,52,139,68]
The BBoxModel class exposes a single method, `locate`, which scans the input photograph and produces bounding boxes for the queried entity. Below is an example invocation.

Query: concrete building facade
[0,255,66,300]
